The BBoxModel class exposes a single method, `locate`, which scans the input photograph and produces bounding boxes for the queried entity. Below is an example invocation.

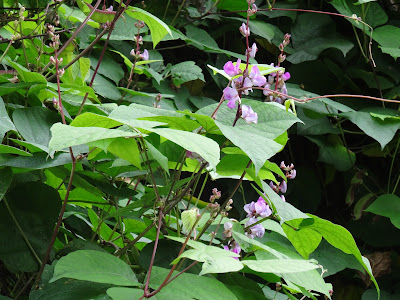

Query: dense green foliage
[1,0,400,299]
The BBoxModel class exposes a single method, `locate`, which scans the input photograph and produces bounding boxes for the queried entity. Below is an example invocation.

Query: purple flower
[139,49,149,61]
[241,105,258,124]
[223,59,241,77]
[224,240,241,259]
[245,218,265,239]
[287,169,296,179]
[222,222,233,239]
[282,72,291,81]
[247,43,258,58]
[249,66,266,87]
[233,76,253,95]
[223,87,240,109]
[280,181,287,193]
[280,195,286,202]
[239,23,250,37]
[244,197,272,218]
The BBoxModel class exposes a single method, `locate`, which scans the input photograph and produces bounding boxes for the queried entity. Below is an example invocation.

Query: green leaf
[50,250,139,286]
[0,183,61,272]
[283,220,322,259]
[5,59,47,83]
[107,287,143,300]
[0,168,12,202]
[0,144,32,156]
[13,107,60,152]
[330,0,388,29]
[199,100,299,173]
[125,6,172,47]
[30,277,113,300]
[169,61,205,86]
[248,20,275,43]
[365,194,400,229]
[231,226,287,258]
[167,236,243,275]
[0,97,16,138]
[149,266,238,300]
[307,135,356,171]
[151,128,220,169]
[310,240,363,277]
[259,181,310,223]
[372,25,400,49]
[146,141,169,174]
[243,259,319,273]
[308,214,379,295]
[0,153,72,170]
[48,123,141,154]
[380,47,400,60]
[341,108,400,149]
[107,137,141,169]
[288,13,354,63]
[0,82,41,97]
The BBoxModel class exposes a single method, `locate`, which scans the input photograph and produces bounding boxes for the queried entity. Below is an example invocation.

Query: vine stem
[35,46,77,283]
[246,86,400,104]
[41,0,102,74]
[142,209,163,298]
[388,137,400,193]
[77,0,135,115]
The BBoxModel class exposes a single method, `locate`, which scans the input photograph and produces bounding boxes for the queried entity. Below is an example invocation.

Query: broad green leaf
[169,61,205,86]
[256,246,332,296]
[288,13,354,64]
[341,108,400,149]
[365,194,400,229]
[71,112,123,128]
[125,6,172,47]
[167,236,243,275]
[0,153,72,169]
[371,25,400,50]
[310,240,363,277]
[48,123,141,154]
[0,144,32,156]
[259,181,310,223]
[0,97,16,138]
[248,20,275,43]
[380,47,400,60]
[107,287,143,300]
[330,0,387,29]
[30,277,113,300]
[13,107,60,152]
[0,168,12,202]
[0,183,61,272]
[146,141,169,174]
[149,266,238,300]
[308,214,379,295]
[0,82,41,97]
[107,137,141,169]
[151,128,220,169]
[243,259,319,273]
[231,227,287,258]
[184,25,252,62]
[283,220,322,259]
[5,59,47,83]
[307,135,356,171]
[199,99,299,173]
[50,250,139,286]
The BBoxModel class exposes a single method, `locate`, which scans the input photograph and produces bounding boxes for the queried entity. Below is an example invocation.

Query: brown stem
[41,0,102,74]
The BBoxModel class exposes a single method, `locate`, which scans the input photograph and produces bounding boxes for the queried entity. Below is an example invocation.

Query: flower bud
[239,23,250,37]
[134,21,145,28]
[130,49,136,56]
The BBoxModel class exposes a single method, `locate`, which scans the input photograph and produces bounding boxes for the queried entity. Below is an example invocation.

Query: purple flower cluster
[223,240,241,260]
[262,66,290,104]
[243,197,272,239]
[269,161,297,202]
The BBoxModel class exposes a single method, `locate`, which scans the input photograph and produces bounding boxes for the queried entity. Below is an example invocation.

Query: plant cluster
[1,0,400,299]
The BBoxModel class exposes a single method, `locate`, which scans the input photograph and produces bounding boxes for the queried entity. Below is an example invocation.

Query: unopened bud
[278,54,286,63]
[130,49,136,56]
[135,35,143,44]
[50,56,56,64]
[57,68,65,77]
[134,21,145,28]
